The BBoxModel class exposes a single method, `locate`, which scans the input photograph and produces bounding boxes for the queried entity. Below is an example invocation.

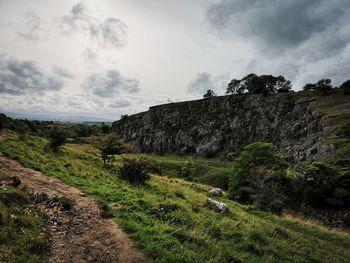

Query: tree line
[203,74,350,98]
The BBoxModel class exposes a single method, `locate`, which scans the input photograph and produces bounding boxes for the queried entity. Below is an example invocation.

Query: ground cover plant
[0,134,350,262]
[0,168,50,263]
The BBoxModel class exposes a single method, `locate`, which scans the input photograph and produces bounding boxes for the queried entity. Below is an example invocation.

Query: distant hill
[3,112,114,123]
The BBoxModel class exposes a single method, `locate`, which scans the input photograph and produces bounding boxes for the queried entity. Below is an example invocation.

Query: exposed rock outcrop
[113,91,343,162]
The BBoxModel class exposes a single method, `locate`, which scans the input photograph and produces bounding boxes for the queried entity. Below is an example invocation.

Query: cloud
[187,72,230,95]
[18,11,46,42]
[82,70,140,98]
[0,55,64,95]
[82,48,98,64]
[60,2,127,47]
[207,0,350,59]
[109,99,131,108]
[52,65,74,79]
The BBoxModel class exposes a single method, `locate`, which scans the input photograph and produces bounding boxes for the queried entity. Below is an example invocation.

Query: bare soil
[0,152,149,263]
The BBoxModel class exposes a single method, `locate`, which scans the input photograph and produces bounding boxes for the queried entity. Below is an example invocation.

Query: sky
[0,0,349,120]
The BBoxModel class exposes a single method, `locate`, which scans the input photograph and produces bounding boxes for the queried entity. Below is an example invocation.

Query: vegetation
[228,142,288,213]
[94,134,128,165]
[203,90,216,98]
[180,158,196,178]
[0,169,50,262]
[0,134,349,262]
[340,79,350,95]
[300,162,350,210]
[303,79,333,94]
[47,123,66,152]
[226,74,292,95]
[119,156,151,184]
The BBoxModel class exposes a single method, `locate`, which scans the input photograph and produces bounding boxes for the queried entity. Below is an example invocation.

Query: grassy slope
[117,153,234,189]
[0,169,49,262]
[0,135,350,262]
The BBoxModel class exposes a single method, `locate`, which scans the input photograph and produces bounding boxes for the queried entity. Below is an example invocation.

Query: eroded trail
[0,152,148,263]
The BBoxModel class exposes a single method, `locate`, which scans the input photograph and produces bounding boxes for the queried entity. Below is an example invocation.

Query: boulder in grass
[209,188,223,196]
[206,198,229,213]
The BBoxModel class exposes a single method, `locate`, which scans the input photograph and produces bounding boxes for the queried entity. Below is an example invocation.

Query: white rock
[206,198,228,213]
[209,188,223,195]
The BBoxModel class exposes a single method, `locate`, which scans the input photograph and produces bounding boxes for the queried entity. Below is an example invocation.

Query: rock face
[113,92,339,162]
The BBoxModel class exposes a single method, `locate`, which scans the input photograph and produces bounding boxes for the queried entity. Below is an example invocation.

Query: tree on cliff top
[203,89,216,98]
[303,79,333,94]
[226,74,292,95]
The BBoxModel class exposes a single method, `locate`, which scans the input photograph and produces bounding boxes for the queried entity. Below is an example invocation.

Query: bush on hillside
[339,79,350,95]
[300,162,350,210]
[95,134,128,165]
[47,123,66,152]
[180,158,196,178]
[229,142,289,213]
[119,157,151,184]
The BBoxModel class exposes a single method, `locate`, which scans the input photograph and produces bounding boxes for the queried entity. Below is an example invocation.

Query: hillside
[113,90,350,163]
[0,133,350,262]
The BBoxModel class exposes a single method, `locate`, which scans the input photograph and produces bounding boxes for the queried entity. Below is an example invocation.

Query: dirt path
[0,152,149,263]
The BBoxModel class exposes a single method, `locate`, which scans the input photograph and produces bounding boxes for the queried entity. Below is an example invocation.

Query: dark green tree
[303,79,333,94]
[119,156,151,184]
[96,134,128,165]
[203,89,216,98]
[101,123,111,134]
[229,142,288,210]
[340,79,350,95]
[226,74,292,95]
[47,123,66,152]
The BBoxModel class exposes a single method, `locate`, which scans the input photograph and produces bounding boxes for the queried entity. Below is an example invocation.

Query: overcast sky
[0,0,349,120]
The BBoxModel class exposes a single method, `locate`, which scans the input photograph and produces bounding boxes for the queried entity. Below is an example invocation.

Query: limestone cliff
[112,91,348,162]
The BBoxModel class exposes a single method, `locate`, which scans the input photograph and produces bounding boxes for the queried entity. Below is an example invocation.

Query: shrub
[58,196,74,211]
[180,157,195,178]
[251,166,286,214]
[339,79,350,95]
[119,157,151,184]
[300,162,350,210]
[47,123,66,152]
[229,142,289,213]
[95,134,128,165]
[229,142,287,196]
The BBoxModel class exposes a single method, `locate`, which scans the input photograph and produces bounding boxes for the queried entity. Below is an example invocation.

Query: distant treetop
[226,74,292,95]
[203,89,216,98]
[303,79,333,94]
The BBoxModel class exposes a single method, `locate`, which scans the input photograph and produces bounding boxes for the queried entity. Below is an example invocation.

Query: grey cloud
[187,72,229,95]
[0,55,64,95]
[207,0,350,58]
[52,65,74,79]
[109,99,131,108]
[82,70,140,98]
[18,11,46,42]
[82,48,98,64]
[60,2,127,47]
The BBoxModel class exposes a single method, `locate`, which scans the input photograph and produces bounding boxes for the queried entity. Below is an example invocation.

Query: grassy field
[0,167,49,262]
[0,134,350,262]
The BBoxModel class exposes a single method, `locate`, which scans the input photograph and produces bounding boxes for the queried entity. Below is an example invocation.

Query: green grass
[0,170,50,263]
[0,134,350,262]
[113,153,233,189]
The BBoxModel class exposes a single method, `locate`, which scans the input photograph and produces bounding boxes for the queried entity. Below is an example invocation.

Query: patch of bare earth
[0,153,149,263]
